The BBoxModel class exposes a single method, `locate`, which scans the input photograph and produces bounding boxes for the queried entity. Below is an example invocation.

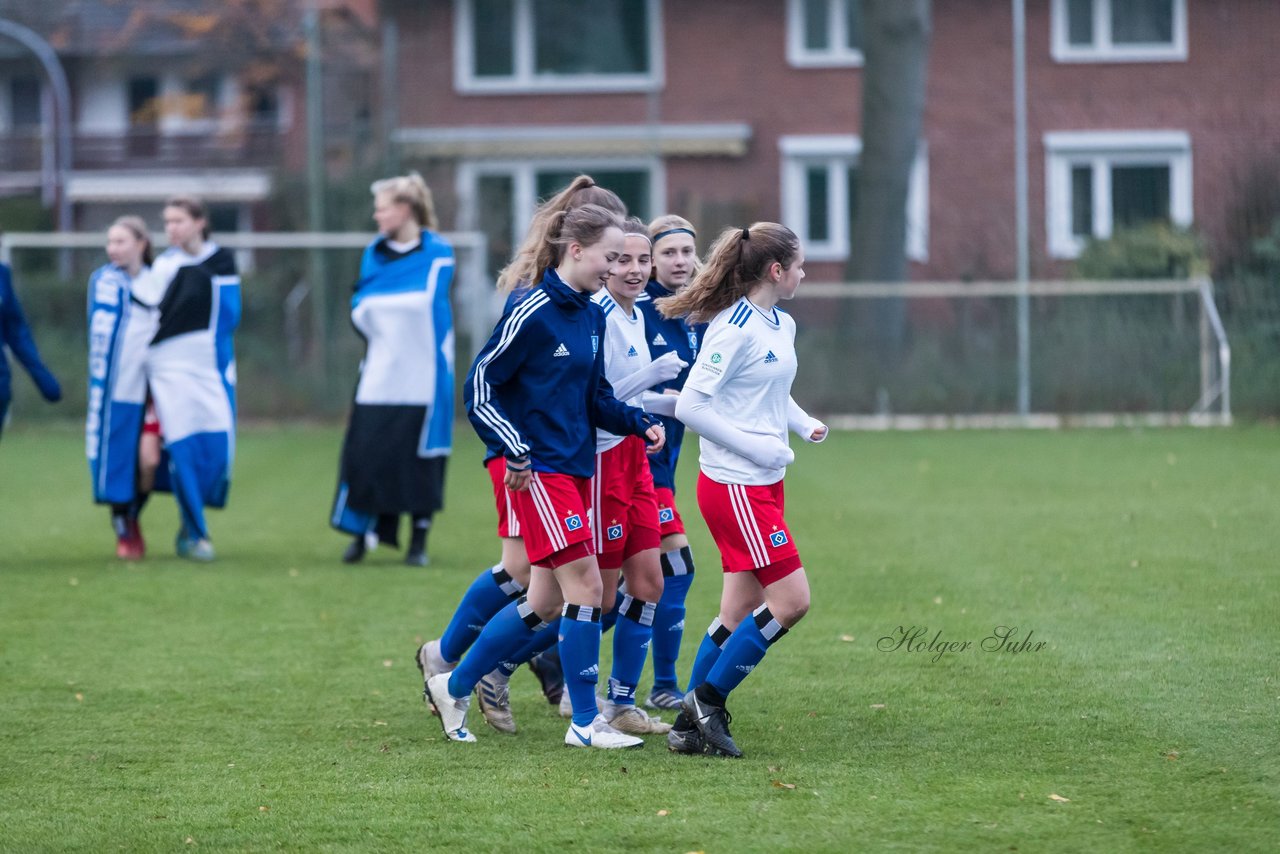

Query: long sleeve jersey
[0,263,61,403]
[634,279,703,490]
[466,269,653,478]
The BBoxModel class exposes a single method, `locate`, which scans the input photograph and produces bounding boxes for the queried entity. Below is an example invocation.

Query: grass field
[1,423,1278,853]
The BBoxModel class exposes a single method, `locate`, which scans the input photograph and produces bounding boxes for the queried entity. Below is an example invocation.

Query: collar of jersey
[541,269,593,312]
[742,297,781,329]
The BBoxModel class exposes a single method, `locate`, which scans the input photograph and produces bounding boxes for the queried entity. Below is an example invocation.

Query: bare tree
[846,0,931,369]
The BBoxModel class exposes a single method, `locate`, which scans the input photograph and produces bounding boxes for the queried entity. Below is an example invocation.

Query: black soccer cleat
[528,648,565,705]
[681,689,743,758]
[342,537,366,564]
[666,710,707,755]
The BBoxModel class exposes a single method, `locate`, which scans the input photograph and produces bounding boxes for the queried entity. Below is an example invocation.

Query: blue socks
[651,547,695,690]
[608,595,657,705]
[686,618,733,693]
[559,603,603,727]
[706,605,789,699]
[496,618,560,678]
[447,597,544,698]
[439,564,525,663]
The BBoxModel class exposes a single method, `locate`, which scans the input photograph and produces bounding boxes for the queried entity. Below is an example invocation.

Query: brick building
[386,0,1280,281]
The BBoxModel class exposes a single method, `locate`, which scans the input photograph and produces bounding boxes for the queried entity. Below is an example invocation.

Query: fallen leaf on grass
[656,809,669,817]
[1048,794,1070,803]
[258,805,269,812]
[840,634,855,642]
[870,703,886,710]
[772,780,797,790]
[1165,751,1179,761]
[373,721,388,727]
[768,765,781,773]
[383,660,394,668]
[185,837,196,846]
[75,693,84,702]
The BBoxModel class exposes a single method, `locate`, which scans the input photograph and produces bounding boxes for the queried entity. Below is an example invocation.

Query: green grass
[1,423,1278,853]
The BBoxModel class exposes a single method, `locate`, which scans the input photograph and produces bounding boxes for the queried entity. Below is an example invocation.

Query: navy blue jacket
[635,280,702,490]
[0,263,61,403]
[466,270,652,478]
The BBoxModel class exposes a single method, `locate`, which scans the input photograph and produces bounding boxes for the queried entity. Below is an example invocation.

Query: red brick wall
[394,0,1280,280]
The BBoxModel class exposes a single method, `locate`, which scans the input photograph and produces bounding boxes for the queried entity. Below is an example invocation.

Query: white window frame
[1044,130,1192,259]
[786,0,864,67]
[779,135,928,263]
[456,157,666,257]
[1051,0,1187,63]
[453,0,664,94]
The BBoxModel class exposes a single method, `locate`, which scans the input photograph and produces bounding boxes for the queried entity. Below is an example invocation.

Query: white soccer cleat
[425,672,476,743]
[416,639,452,715]
[604,702,672,735]
[564,714,644,749]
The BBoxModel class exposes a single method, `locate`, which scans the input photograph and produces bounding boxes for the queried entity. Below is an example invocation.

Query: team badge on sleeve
[769,530,789,547]
[565,514,583,531]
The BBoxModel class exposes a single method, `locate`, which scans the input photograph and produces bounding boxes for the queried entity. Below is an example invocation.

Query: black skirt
[338,404,447,517]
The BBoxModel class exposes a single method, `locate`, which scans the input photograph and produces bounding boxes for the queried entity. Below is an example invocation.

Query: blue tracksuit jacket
[466,269,652,478]
[635,280,703,491]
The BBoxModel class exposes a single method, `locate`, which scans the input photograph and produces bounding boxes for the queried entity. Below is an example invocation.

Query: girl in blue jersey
[0,249,62,441]
[635,214,703,710]
[657,222,827,758]
[425,204,666,749]
[416,176,629,730]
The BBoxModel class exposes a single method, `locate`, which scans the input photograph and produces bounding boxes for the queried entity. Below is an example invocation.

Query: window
[779,136,928,263]
[457,161,663,277]
[10,76,42,128]
[1052,0,1186,62]
[787,0,864,67]
[455,0,663,93]
[1045,131,1192,258]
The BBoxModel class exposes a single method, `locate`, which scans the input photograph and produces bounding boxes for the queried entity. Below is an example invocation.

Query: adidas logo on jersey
[626,345,638,357]
[652,333,667,346]
[764,350,779,364]
[553,343,570,357]
[579,664,599,678]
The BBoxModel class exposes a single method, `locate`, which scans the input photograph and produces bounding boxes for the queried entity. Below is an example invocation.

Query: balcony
[0,124,285,175]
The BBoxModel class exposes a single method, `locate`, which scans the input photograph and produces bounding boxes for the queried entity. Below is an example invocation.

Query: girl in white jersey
[656,222,827,758]
[588,219,686,736]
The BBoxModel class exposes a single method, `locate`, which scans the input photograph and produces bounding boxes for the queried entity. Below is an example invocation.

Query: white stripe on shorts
[728,484,769,568]
[528,474,567,552]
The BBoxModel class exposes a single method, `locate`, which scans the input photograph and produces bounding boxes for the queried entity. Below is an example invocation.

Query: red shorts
[486,457,521,539]
[588,437,661,570]
[142,401,161,436]
[510,471,595,568]
[696,471,802,585]
[653,486,685,538]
